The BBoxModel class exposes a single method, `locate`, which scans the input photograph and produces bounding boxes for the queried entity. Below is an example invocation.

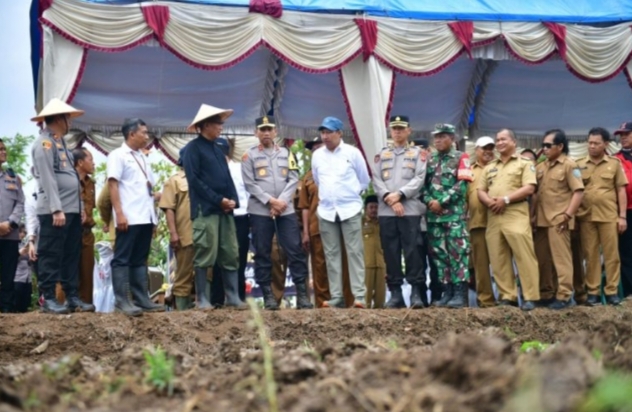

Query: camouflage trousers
[427,221,471,283]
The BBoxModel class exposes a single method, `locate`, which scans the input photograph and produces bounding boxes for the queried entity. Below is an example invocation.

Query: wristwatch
[503,196,510,205]
[9,221,18,230]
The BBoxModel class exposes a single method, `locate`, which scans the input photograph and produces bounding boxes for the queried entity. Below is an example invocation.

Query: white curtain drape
[41,26,85,108]
[341,56,394,164]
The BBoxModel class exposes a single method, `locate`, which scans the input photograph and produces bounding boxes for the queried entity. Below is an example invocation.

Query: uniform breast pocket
[554,172,568,189]
[581,170,591,185]
[402,160,416,179]
[487,172,498,187]
[510,170,523,186]
[277,159,289,178]
[254,160,270,180]
[381,161,394,180]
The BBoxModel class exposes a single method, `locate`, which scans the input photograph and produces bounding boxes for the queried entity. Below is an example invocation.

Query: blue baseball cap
[318,116,343,132]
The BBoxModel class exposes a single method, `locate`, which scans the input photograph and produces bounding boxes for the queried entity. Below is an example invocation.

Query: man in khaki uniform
[362,195,386,308]
[159,154,194,310]
[468,136,496,308]
[534,129,584,310]
[478,129,540,311]
[577,127,628,306]
[298,137,355,308]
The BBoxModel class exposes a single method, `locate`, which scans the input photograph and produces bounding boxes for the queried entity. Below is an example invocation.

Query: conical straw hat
[187,104,233,132]
[31,98,84,122]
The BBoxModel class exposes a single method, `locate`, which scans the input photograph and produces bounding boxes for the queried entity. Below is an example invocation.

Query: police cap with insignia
[431,123,456,135]
[256,116,276,129]
[389,115,410,128]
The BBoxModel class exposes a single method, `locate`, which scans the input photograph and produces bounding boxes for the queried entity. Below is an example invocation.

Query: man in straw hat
[181,104,246,309]
[31,98,95,314]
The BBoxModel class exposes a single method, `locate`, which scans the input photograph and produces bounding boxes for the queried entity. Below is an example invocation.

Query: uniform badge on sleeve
[42,141,52,150]
[242,152,249,162]
[419,151,427,162]
[572,168,581,179]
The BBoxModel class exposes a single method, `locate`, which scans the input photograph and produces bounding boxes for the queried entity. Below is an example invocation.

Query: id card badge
[147,181,153,198]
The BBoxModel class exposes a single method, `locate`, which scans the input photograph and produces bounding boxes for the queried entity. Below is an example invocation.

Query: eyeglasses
[542,143,555,149]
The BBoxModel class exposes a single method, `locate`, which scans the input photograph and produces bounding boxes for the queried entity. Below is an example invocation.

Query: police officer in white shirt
[311,116,371,308]
[107,118,163,316]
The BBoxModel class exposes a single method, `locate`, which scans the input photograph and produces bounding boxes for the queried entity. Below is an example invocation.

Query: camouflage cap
[431,123,456,135]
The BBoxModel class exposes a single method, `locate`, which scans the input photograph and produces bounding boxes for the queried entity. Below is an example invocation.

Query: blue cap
[318,116,343,132]
[216,138,230,156]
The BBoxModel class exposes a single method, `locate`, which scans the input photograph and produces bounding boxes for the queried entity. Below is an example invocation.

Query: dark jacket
[182,135,239,218]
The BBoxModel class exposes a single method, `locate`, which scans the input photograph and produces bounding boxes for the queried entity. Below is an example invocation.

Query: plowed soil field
[2,303,632,412]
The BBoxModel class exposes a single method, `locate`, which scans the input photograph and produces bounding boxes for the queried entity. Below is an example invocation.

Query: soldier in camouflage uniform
[421,124,473,308]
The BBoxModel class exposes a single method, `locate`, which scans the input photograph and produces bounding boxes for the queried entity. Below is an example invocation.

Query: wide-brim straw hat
[187,104,233,132]
[31,98,84,122]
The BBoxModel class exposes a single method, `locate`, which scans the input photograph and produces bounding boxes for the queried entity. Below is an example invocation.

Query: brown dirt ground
[1,303,632,412]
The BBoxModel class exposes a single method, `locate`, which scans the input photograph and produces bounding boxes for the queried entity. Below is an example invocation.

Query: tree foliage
[1,134,36,180]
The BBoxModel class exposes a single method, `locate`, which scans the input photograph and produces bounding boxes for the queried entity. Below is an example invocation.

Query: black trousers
[37,213,81,300]
[379,216,426,288]
[620,209,632,297]
[419,231,441,302]
[0,239,19,312]
[250,214,307,286]
[111,224,153,269]
[14,282,32,313]
[210,214,250,305]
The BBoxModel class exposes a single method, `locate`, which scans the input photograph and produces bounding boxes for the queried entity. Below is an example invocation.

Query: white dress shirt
[107,143,157,225]
[25,189,39,240]
[312,141,370,222]
[228,160,250,216]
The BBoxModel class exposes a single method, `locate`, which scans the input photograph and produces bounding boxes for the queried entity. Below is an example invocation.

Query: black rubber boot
[409,284,426,309]
[130,266,165,312]
[195,268,213,309]
[385,287,406,309]
[434,283,454,307]
[446,282,468,308]
[295,282,314,309]
[41,298,70,315]
[112,267,143,317]
[261,285,279,310]
[67,296,96,312]
[222,270,248,310]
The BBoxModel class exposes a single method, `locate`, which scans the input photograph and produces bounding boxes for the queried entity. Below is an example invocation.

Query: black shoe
[606,295,622,306]
[498,299,518,307]
[261,286,279,310]
[446,282,468,308]
[536,298,555,307]
[67,296,95,312]
[548,299,575,310]
[520,301,536,311]
[385,287,407,309]
[586,294,601,306]
[409,284,426,309]
[41,299,70,315]
[434,283,454,307]
[295,282,314,309]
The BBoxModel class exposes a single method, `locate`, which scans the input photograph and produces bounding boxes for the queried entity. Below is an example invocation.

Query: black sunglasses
[542,143,555,149]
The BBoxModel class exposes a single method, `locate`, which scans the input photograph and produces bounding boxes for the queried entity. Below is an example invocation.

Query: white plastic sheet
[93,241,115,313]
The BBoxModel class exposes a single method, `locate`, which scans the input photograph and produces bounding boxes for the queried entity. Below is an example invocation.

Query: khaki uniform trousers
[535,226,573,301]
[364,267,386,308]
[172,245,195,297]
[56,231,95,304]
[580,221,620,296]
[469,228,496,307]
[536,227,585,302]
[486,209,539,302]
[310,234,354,308]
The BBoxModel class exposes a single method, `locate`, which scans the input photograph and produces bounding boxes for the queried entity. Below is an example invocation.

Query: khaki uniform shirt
[159,170,193,247]
[372,144,427,217]
[468,161,489,230]
[535,154,584,228]
[242,144,299,217]
[576,155,628,222]
[298,170,320,237]
[96,181,116,242]
[479,154,536,223]
[362,217,385,269]
[81,175,96,228]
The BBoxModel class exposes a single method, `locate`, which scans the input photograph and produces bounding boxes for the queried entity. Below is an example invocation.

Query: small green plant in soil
[143,346,175,396]
[579,372,632,411]
[520,341,551,353]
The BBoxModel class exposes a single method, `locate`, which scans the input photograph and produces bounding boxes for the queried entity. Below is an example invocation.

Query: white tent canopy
[36,0,632,162]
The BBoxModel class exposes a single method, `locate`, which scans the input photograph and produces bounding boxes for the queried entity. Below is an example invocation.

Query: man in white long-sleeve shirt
[311,116,370,308]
